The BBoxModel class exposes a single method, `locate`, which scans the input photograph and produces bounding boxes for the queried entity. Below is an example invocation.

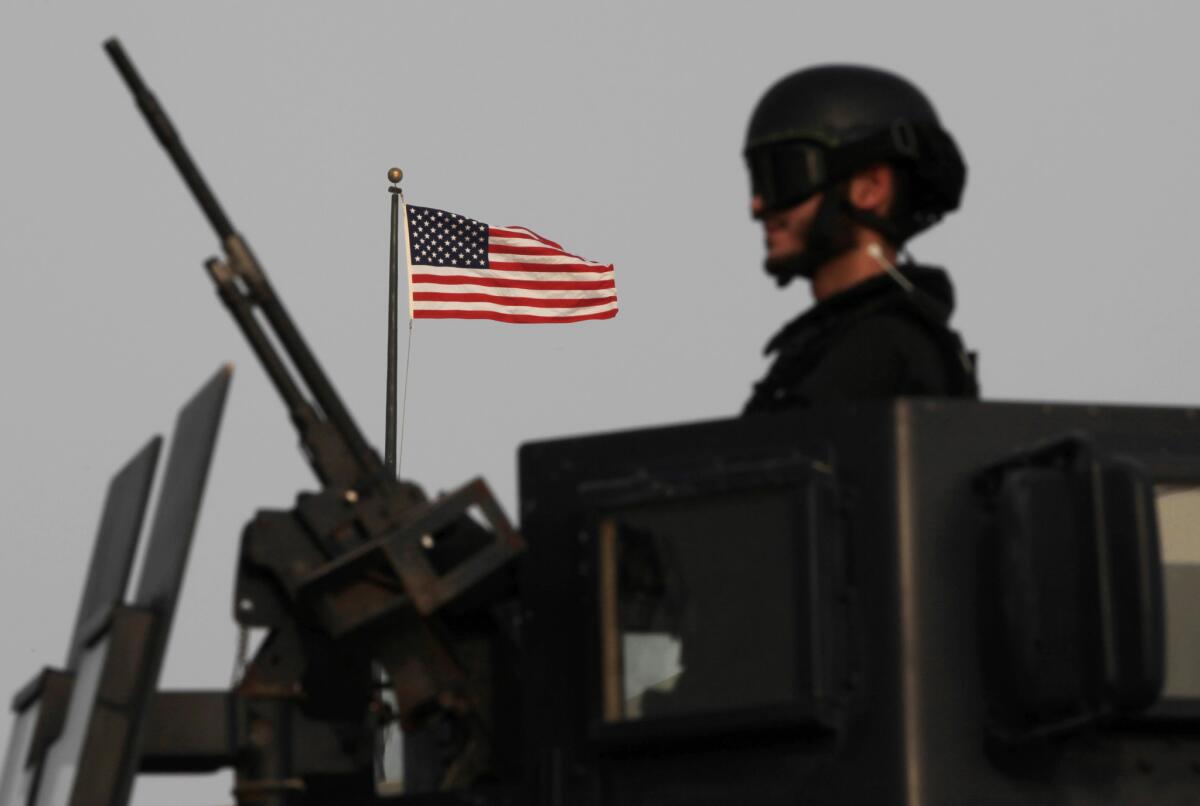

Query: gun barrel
[104,38,234,240]
[106,38,385,490]
[221,234,383,482]
[205,258,310,419]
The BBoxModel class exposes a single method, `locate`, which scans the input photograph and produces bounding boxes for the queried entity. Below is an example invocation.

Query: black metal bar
[385,177,401,476]
[13,668,74,774]
[103,39,233,240]
[204,258,365,486]
[205,259,312,431]
[226,232,383,482]
[62,606,158,806]
[139,691,234,773]
[67,437,160,669]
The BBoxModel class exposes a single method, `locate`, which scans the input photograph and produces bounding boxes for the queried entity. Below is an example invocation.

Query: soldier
[742,65,979,414]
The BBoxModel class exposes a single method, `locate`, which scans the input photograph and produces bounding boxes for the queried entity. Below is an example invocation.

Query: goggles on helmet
[745,140,829,215]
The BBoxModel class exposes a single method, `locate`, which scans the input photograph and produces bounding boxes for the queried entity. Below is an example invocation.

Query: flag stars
[406,205,489,269]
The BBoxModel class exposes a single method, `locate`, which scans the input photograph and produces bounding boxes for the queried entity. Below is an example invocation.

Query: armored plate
[67,437,161,668]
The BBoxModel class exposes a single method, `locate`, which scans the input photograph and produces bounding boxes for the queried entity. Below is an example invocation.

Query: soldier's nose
[751,194,765,219]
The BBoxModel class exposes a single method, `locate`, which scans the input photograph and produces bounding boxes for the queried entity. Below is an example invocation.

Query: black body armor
[744,264,978,414]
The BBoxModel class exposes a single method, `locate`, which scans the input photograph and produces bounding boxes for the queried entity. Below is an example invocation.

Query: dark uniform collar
[764,263,956,355]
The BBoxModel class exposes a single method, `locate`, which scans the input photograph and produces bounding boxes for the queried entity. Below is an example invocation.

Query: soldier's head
[744,65,966,290]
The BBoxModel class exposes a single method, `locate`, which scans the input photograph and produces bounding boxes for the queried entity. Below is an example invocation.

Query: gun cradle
[232,476,524,798]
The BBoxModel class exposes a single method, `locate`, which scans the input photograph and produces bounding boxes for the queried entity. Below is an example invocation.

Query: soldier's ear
[847,163,895,215]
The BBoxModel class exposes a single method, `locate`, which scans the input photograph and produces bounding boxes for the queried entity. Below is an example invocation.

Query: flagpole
[398,317,413,480]
[384,167,403,476]
[397,178,415,479]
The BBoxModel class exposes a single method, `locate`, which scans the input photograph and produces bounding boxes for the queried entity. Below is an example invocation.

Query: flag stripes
[411,285,614,299]
[416,309,618,324]
[413,293,619,308]
[411,275,614,291]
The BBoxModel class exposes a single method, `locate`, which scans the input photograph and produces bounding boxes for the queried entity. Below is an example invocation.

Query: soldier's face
[751,192,823,262]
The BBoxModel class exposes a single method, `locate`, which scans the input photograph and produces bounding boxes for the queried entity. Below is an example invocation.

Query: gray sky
[3,1,1200,802]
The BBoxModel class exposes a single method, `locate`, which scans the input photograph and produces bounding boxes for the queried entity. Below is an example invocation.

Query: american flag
[404,204,617,323]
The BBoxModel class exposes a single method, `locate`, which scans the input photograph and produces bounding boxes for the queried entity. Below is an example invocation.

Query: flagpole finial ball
[387,167,403,184]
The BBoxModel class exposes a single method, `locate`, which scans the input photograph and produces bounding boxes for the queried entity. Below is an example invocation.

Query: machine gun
[0,39,525,806]
[103,37,528,800]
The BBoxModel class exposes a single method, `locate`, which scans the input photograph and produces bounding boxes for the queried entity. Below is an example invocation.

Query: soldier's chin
[763,251,819,287]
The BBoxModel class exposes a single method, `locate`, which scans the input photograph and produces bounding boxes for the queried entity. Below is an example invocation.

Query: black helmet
[745,64,966,242]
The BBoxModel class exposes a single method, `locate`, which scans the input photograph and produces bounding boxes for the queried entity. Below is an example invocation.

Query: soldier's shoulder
[837,306,946,354]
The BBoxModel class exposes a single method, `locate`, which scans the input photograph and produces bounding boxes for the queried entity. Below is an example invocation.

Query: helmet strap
[840,202,907,246]
[762,182,858,287]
